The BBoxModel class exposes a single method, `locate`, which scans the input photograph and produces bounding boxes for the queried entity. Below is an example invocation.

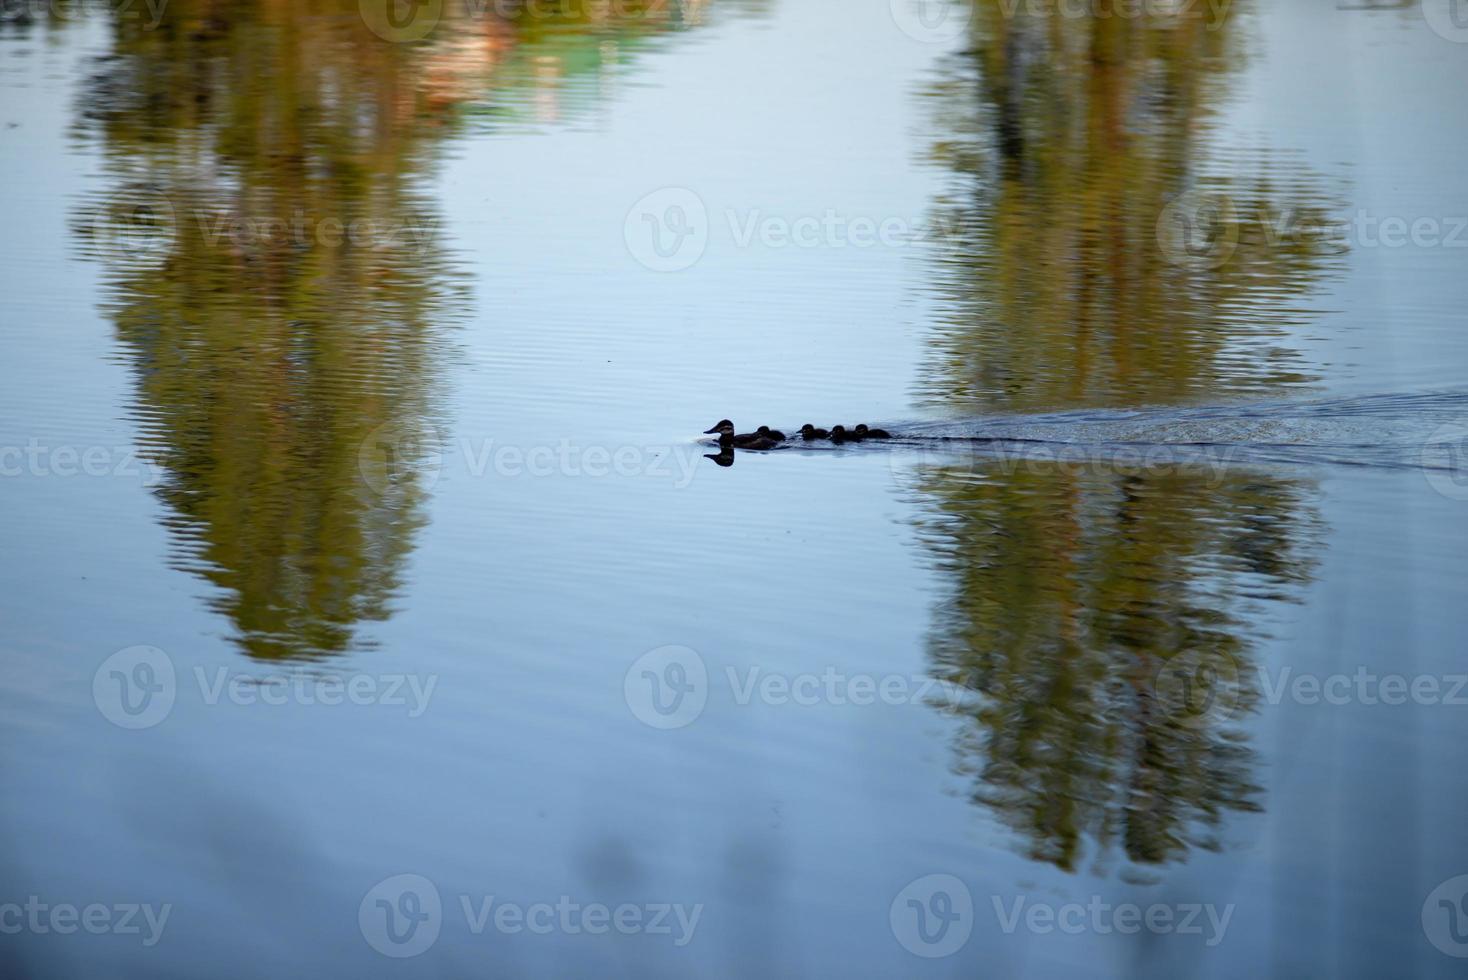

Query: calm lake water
[3,1,1468,977]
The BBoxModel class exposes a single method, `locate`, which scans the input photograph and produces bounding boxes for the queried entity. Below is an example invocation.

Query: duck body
[733,435,782,450]
[703,420,784,450]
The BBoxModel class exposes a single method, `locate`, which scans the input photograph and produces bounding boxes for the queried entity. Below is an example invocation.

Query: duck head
[703,420,735,438]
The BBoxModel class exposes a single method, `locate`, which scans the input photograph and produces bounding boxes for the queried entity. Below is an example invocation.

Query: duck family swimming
[704,420,892,452]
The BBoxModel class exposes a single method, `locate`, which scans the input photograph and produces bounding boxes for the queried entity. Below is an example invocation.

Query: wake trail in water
[788,390,1468,473]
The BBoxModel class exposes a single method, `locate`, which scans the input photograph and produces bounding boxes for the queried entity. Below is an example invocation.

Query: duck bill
[702,425,722,434]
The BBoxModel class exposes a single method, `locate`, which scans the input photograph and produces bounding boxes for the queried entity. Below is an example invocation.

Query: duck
[829,425,859,443]
[756,426,787,441]
[703,420,783,450]
[799,424,830,441]
[854,424,891,439]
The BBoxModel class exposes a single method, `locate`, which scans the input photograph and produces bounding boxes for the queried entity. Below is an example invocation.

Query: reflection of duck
[800,424,829,440]
[703,448,734,467]
[855,424,891,439]
[703,420,782,450]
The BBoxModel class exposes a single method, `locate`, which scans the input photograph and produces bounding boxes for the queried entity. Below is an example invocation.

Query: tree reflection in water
[917,0,1347,413]
[911,460,1321,873]
[911,0,1339,873]
[71,0,739,659]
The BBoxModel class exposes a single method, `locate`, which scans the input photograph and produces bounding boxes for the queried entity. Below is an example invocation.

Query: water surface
[2,1,1467,977]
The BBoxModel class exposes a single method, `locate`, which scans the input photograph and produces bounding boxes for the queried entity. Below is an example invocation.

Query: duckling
[799,424,830,441]
[703,420,782,450]
[756,426,787,441]
[854,424,891,439]
[829,425,859,443]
